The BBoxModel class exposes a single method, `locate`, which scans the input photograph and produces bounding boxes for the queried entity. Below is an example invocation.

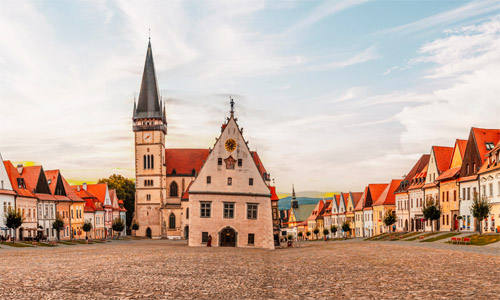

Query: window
[169,213,176,229]
[453,190,456,201]
[248,233,255,245]
[247,203,258,219]
[143,155,147,170]
[206,176,211,184]
[485,142,495,150]
[224,202,235,218]
[238,159,242,167]
[467,187,471,200]
[200,202,211,218]
[202,232,209,243]
[170,181,178,197]
[446,191,449,202]
[186,208,189,219]
[218,158,222,165]
[482,185,486,196]
[462,188,465,200]
[466,164,470,175]
[0,180,3,189]
[489,183,493,196]
[228,177,232,186]
[249,178,254,186]
[146,194,151,201]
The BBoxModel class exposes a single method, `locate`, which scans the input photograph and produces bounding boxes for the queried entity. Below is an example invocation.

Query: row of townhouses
[0,155,126,241]
[281,127,500,238]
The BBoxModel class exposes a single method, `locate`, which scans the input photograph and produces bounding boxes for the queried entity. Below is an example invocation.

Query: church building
[132,41,276,249]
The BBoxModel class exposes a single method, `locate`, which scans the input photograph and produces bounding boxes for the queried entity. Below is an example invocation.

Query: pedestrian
[207,235,212,247]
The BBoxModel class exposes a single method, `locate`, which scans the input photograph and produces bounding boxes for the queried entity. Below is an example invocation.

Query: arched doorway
[184,226,189,239]
[146,227,152,238]
[219,227,237,247]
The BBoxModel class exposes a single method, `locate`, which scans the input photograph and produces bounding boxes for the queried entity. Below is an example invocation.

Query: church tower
[132,40,167,238]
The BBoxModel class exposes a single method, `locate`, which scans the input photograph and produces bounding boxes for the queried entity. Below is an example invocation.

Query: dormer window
[485,142,495,150]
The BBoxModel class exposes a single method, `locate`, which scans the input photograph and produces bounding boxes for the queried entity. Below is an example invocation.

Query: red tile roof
[350,192,363,210]
[395,155,430,193]
[44,170,71,202]
[269,186,279,201]
[61,176,85,202]
[250,151,269,180]
[408,164,428,190]
[433,146,454,173]
[456,139,468,160]
[366,184,388,207]
[472,128,500,160]
[85,183,108,205]
[3,161,33,197]
[307,200,325,221]
[165,149,209,175]
[373,179,402,206]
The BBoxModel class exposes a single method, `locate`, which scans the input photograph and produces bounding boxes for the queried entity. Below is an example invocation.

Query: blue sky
[0,0,499,194]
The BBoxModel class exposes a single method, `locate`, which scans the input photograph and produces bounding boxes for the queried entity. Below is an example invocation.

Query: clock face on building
[143,133,152,143]
[225,139,237,152]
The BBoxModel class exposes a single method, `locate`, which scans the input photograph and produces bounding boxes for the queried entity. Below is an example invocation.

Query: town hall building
[132,40,277,249]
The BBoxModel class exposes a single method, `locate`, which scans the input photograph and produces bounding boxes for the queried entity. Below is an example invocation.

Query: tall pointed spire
[291,184,298,209]
[134,40,162,119]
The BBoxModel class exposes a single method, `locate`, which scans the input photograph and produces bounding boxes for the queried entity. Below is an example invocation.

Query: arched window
[170,181,178,197]
[147,155,151,169]
[169,213,176,229]
[143,155,147,170]
[151,155,154,169]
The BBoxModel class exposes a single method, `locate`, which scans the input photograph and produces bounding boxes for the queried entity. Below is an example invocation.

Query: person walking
[207,235,212,247]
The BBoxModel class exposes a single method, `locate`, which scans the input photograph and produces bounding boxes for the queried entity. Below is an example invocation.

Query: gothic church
[132,41,278,249]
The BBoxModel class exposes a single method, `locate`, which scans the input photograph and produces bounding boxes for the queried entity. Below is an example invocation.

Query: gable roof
[408,164,428,190]
[61,176,85,202]
[349,192,363,210]
[472,127,500,161]
[364,183,388,209]
[84,183,109,206]
[292,204,317,222]
[354,187,368,211]
[20,166,55,201]
[433,146,454,173]
[269,186,279,201]
[3,161,34,198]
[307,200,325,221]
[394,154,430,193]
[373,179,402,206]
[165,149,210,176]
[44,170,71,202]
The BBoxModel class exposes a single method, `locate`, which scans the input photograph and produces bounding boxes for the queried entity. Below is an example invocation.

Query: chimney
[77,185,81,192]
[17,164,23,175]
[83,183,87,191]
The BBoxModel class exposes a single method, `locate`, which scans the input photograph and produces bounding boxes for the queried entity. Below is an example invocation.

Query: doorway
[219,227,236,247]
[184,226,189,239]
[146,227,152,238]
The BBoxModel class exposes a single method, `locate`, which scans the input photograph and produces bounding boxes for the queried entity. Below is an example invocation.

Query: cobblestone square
[0,240,499,299]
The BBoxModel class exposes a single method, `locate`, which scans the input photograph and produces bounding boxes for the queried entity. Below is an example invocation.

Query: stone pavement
[0,239,499,299]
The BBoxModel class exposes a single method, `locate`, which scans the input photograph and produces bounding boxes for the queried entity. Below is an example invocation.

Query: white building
[0,154,16,238]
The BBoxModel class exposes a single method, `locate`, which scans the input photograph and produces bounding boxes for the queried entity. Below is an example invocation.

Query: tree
[131,222,139,236]
[112,218,126,239]
[98,174,135,228]
[298,232,303,240]
[313,227,319,240]
[331,225,338,238]
[52,216,65,241]
[82,221,92,240]
[341,222,351,238]
[4,208,23,241]
[383,209,397,232]
[422,197,441,232]
[323,228,329,240]
[306,231,311,240]
[470,194,492,235]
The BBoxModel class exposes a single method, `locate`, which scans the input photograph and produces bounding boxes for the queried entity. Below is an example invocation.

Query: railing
[133,124,167,134]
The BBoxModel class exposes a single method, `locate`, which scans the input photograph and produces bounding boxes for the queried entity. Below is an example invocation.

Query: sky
[0,0,499,194]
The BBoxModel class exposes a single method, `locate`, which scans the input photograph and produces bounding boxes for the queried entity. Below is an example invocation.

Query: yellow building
[372,180,402,235]
[436,139,466,231]
[345,192,363,237]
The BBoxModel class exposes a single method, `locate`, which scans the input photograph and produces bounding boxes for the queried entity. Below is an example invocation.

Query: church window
[249,178,253,186]
[200,202,211,218]
[170,181,178,197]
[206,176,211,184]
[218,158,222,165]
[238,159,242,167]
[227,177,232,186]
[151,155,154,169]
[223,202,235,219]
[169,213,176,229]
[247,203,258,219]
[144,180,147,186]
[248,233,255,245]
[202,232,208,243]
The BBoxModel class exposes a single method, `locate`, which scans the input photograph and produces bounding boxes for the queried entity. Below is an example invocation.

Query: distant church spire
[134,39,163,120]
[291,184,298,209]
[230,96,235,118]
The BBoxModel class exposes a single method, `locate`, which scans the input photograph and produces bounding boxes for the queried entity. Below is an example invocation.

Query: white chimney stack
[83,183,87,191]
[77,185,81,192]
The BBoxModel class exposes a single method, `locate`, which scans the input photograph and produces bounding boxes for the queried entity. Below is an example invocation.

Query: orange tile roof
[307,200,325,221]
[44,170,71,202]
[85,183,108,206]
[395,154,430,193]
[354,187,368,211]
[408,164,428,190]
[472,128,500,161]
[456,139,468,160]
[436,166,461,181]
[373,179,402,206]
[3,161,33,198]
[350,192,363,209]
[181,181,193,201]
[61,176,85,202]
[433,146,454,173]
[21,165,56,201]
[365,184,388,208]
[478,140,500,175]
